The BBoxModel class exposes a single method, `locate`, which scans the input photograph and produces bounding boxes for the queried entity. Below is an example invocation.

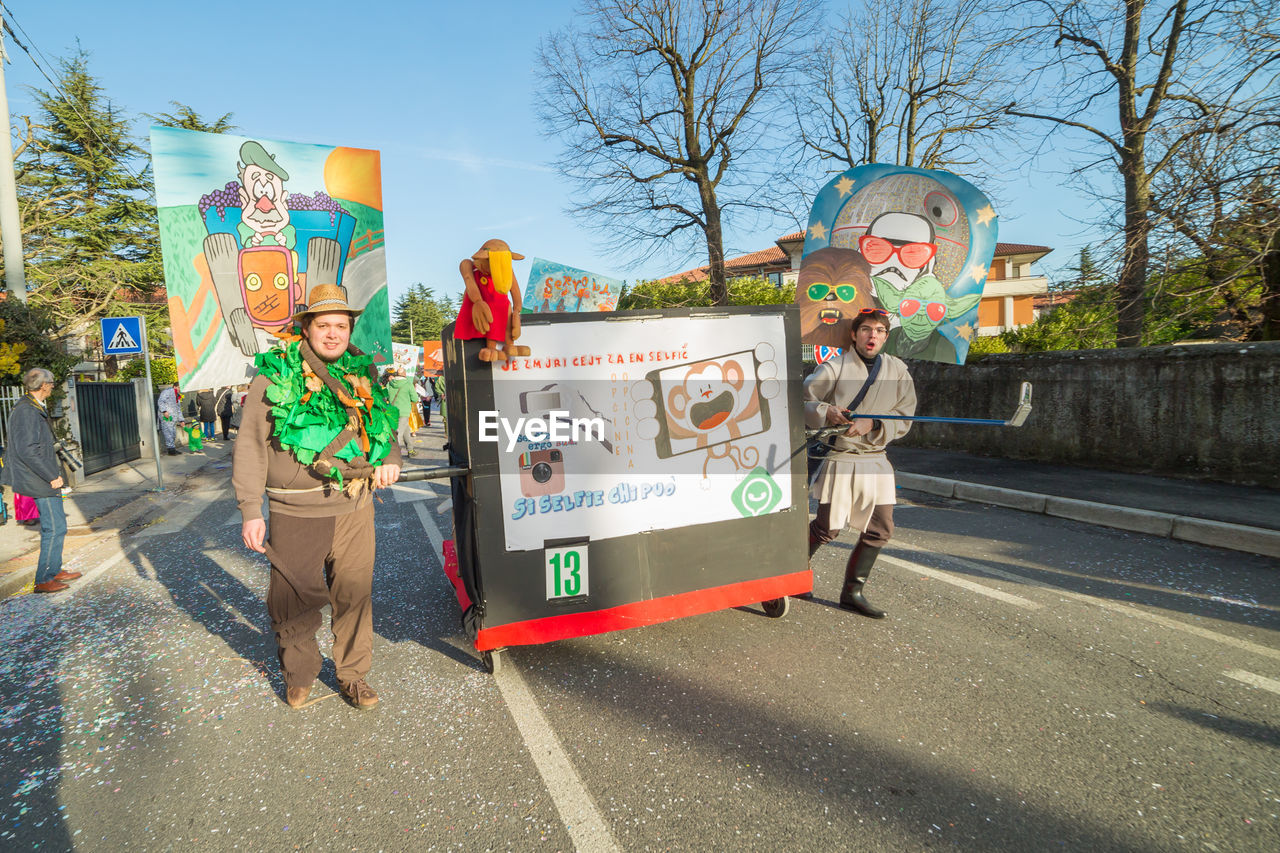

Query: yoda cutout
[874,275,981,364]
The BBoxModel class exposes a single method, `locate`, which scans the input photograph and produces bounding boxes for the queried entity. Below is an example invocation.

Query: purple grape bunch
[198,181,242,221]
[285,190,346,226]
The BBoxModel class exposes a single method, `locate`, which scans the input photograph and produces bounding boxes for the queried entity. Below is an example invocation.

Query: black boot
[839,542,886,618]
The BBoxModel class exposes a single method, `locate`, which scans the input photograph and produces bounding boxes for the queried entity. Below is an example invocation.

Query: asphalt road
[1,445,1277,852]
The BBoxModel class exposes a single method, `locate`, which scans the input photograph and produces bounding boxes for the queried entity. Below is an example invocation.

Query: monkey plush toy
[454,238,532,362]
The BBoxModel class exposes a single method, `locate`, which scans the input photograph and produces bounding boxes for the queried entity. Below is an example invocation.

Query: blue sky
[4,0,1103,304]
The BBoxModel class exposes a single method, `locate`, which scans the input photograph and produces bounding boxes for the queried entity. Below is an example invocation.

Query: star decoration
[966,261,988,282]
[976,205,997,227]
[955,322,975,342]
[809,222,827,241]
[834,176,855,197]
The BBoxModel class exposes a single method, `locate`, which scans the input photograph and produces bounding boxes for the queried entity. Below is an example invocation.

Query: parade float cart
[435,305,809,671]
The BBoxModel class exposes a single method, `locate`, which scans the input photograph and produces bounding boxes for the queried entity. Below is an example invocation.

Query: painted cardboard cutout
[523,259,622,313]
[799,164,997,364]
[455,238,533,363]
[151,128,392,391]
[794,247,875,348]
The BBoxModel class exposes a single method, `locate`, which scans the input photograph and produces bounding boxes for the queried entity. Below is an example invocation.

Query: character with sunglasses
[858,212,938,295]
[803,308,917,617]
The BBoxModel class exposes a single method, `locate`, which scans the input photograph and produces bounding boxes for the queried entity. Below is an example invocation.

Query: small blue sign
[101,316,144,354]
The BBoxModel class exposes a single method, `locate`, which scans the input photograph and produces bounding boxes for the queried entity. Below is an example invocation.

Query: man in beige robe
[804,308,917,617]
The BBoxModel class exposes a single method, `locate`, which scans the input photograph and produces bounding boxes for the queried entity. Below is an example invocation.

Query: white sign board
[491,313,792,551]
[391,342,422,379]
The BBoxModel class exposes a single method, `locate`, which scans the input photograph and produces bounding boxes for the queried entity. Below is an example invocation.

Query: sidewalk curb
[898,473,1280,560]
[0,458,230,600]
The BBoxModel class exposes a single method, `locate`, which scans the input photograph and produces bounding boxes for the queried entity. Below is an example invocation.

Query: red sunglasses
[898,299,948,322]
[859,235,937,269]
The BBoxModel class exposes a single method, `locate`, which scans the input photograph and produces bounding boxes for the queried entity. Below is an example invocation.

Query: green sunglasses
[807,282,860,302]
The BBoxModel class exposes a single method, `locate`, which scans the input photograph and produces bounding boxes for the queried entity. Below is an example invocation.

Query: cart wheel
[761,597,790,618]
[482,648,506,674]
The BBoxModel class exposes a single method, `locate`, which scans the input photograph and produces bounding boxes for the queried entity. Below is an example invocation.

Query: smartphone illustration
[643,350,771,459]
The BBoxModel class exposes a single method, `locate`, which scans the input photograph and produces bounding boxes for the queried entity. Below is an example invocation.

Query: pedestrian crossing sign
[101,316,144,354]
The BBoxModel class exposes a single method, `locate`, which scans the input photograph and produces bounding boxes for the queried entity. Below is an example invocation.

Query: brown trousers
[810,502,895,549]
[265,505,375,689]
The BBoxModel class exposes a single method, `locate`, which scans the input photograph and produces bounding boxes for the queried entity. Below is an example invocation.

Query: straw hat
[471,238,525,262]
[292,284,362,323]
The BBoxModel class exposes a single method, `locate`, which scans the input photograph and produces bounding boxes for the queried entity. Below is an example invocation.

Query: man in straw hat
[454,238,532,362]
[233,284,402,710]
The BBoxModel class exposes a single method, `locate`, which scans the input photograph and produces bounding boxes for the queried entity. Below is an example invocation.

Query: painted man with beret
[236,140,296,250]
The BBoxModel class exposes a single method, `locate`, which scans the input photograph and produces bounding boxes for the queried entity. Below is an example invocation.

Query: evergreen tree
[392,283,454,344]
[144,101,236,133]
[12,51,158,335]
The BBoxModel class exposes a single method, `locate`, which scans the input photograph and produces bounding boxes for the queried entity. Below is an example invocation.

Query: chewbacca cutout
[795,247,875,349]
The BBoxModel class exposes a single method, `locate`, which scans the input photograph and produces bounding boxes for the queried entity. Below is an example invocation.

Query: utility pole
[0,2,28,302]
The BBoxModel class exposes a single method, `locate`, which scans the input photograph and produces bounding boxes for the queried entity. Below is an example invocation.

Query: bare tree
[1006,0,1279,346]
[537,0,819,305]
[796,0,1016,178]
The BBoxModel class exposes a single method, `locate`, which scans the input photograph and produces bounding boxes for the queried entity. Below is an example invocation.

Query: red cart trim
[474,570,812,652]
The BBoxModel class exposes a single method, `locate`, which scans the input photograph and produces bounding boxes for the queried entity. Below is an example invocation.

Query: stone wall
[896,341,1280,488]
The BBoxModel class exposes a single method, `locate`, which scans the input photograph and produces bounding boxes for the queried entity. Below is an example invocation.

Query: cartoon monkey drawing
[795,247,875,348]
[664,358,763,447]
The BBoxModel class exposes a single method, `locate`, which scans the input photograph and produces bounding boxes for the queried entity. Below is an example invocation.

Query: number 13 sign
[546,545,589,600]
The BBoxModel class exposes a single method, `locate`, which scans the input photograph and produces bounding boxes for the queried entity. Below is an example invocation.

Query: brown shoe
[33,580,69,593]
[52,571,82,582]
[340,680,379,710]
[285,685,312,709]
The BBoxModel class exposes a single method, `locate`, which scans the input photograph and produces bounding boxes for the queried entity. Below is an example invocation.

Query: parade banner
[391,342,422,379]
[422,341,444,375]
[490,313,791,551]
[798,164,997,364]
[151,127,392,390]
[522,258,622,314]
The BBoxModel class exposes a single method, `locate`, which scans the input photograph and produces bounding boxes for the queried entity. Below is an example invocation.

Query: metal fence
[74,381,141,475]
[0,385,23,449]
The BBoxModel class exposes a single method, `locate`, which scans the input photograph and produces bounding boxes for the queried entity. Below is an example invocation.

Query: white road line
[494,666,622,853]
[411,502,444,562]
[891,546,1280,663]
[880,553,1042,609]
[409,500,621,853]
[1225,670,1280,695]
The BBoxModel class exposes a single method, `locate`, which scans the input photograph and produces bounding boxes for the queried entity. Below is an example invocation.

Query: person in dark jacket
[196,389,218,440]
[6,368,81,593]
[215,386,234,440]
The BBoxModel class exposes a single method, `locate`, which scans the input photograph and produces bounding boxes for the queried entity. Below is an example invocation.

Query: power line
[1,11,153,195]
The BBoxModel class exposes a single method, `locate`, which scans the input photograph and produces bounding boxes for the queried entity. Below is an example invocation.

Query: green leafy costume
[253,341,398,487]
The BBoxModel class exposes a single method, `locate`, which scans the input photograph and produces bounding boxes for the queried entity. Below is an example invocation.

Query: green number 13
[547,547,588,599]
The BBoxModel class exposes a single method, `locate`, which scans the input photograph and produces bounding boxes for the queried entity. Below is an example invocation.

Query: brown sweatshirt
[233,373,403,521]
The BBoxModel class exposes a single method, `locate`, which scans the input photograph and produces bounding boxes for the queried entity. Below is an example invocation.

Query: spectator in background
[6,368,80,593]
[216,386,234,441]
[433,372,447,441]
[414,373,433,428]
[196,389,218,440]
[157,382,183,455]
[385,367,418,459]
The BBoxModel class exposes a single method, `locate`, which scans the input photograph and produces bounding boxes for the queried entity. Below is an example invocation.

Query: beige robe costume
[804,351,917,534]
